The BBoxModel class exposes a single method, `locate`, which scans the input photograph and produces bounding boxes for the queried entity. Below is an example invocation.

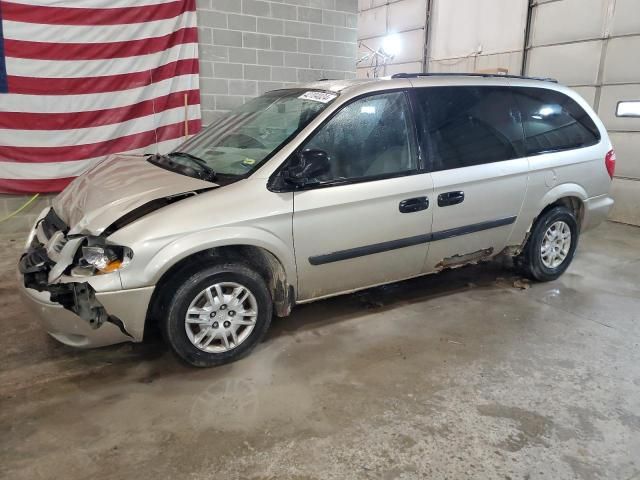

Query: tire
[517,206,579,282]
[161,262,272,367]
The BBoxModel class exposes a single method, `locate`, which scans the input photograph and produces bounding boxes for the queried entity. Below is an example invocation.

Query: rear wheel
[161,263,272,367]
[517,206,579,282]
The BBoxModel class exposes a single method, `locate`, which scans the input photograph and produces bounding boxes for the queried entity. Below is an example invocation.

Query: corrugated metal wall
[525,0,640,225]
[356,0,427,77]
[357,0,640,225]
[427,0,528,74]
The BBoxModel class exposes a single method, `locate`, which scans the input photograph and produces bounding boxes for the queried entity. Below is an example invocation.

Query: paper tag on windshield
[298,91,337,103]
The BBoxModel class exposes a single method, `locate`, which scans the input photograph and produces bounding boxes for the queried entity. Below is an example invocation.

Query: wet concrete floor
[1,221,639,479]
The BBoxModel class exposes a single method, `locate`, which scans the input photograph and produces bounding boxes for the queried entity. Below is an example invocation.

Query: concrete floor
[1,222,639,480]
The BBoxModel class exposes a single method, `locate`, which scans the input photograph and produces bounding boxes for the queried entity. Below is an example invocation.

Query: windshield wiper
[166,151,217,181]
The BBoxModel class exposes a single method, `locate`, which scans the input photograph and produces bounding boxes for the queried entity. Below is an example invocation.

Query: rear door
[291,90,434,300]
[411,84,529,271]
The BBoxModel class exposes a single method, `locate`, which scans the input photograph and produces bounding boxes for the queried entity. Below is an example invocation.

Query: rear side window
[512,87,600,155]
[413,86,525,172]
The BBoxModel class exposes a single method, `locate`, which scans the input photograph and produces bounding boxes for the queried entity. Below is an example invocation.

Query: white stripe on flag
[2,12,195,44]
[0,74,199,113]
[0,137,186,180]
[5,43,199,78]
[0,105,200,147]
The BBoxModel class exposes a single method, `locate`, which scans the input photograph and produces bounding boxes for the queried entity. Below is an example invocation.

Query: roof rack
[390,72,558,83]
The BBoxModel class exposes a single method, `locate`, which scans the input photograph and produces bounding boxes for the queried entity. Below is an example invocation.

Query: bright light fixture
[382,34,401,57]
[538,106,558,117]
[617,100,640,117]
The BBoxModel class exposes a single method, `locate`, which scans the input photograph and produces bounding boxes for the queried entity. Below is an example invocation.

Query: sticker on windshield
[298,91,337,104]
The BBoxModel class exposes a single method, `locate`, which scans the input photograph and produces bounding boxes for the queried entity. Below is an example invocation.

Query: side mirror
[283,149,330,187]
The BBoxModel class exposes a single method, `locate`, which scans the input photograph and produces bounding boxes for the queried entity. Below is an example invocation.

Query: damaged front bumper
[18,280,150,348]
[18,208,154,348]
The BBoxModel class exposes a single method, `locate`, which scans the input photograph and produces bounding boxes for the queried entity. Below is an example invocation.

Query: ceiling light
[382,34,401,57]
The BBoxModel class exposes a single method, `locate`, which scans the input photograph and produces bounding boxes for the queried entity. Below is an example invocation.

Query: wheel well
[507,196,585,258]
[145,246,293,337]
[540,196,584,229]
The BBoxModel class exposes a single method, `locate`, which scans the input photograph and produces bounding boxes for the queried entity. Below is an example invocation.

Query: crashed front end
[18,207,152,348]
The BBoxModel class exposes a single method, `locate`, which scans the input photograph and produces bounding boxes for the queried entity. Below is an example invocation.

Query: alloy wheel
[540,220,572,269]
[184,282,258,353]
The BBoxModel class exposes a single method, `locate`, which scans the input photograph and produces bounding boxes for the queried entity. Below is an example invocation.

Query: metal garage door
[525,0,640,225]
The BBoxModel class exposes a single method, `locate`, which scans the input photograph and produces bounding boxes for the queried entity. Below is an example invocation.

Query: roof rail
[390,72,558,83]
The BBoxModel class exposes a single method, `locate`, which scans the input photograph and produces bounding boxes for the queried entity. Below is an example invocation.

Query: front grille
[50,234,67,254]
[26,208,70,266]
[22,208,68,289]
[19,247,52,274]
[41,208,68,238]
[44,230,68,263]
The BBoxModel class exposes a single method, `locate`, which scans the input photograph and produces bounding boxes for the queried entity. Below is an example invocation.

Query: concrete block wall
[197,0,358,125]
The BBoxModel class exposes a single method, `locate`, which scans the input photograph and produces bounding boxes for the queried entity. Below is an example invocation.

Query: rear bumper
[582,194,614,232]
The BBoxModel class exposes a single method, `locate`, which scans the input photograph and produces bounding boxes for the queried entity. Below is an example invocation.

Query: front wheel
[517,206,579,282]
[161,263,272,367]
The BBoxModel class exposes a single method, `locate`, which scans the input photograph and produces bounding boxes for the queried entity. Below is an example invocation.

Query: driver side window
[303,91,417,183]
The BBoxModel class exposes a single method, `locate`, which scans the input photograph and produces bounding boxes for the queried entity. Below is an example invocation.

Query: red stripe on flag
[0,177,75,194]
[0,90,201,130]
[0,120,202,163]
[4,27,198,61]
[1,0,195,26]
[6,59,199,95]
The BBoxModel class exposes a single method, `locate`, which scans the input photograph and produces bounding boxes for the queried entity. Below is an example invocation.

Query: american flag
[0,0,202,194]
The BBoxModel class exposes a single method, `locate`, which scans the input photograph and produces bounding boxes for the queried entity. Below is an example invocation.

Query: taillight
[605,149,616,179]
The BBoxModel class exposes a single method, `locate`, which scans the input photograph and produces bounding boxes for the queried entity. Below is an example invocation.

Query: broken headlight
[80,245,133,274]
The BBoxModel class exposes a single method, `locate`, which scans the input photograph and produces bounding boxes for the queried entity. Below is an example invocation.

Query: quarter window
[414,86,525,172]
[302,91,417,183]
[512,87,600,155]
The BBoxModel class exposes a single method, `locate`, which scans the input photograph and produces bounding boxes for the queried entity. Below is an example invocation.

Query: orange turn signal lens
[97,259,123,274]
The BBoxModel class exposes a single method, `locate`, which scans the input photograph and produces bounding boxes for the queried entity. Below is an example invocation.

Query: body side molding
[309,216,517,266]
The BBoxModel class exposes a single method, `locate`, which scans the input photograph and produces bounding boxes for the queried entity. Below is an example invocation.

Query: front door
[291,91,434,300]
[410,84,529,271]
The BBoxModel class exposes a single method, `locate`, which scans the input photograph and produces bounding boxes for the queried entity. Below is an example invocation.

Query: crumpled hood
[53,154,216,235]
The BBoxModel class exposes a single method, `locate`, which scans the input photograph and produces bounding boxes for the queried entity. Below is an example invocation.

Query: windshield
[169,89,337,179]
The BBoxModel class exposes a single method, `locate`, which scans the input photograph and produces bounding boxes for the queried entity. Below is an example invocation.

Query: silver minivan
[19,74,615,367]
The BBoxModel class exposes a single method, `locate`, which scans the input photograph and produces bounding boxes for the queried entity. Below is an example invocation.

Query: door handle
[438,191,465,207]
[399,196,429,213]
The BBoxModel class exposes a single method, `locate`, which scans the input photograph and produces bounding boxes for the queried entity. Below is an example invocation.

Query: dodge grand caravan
[19,74,615,367]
